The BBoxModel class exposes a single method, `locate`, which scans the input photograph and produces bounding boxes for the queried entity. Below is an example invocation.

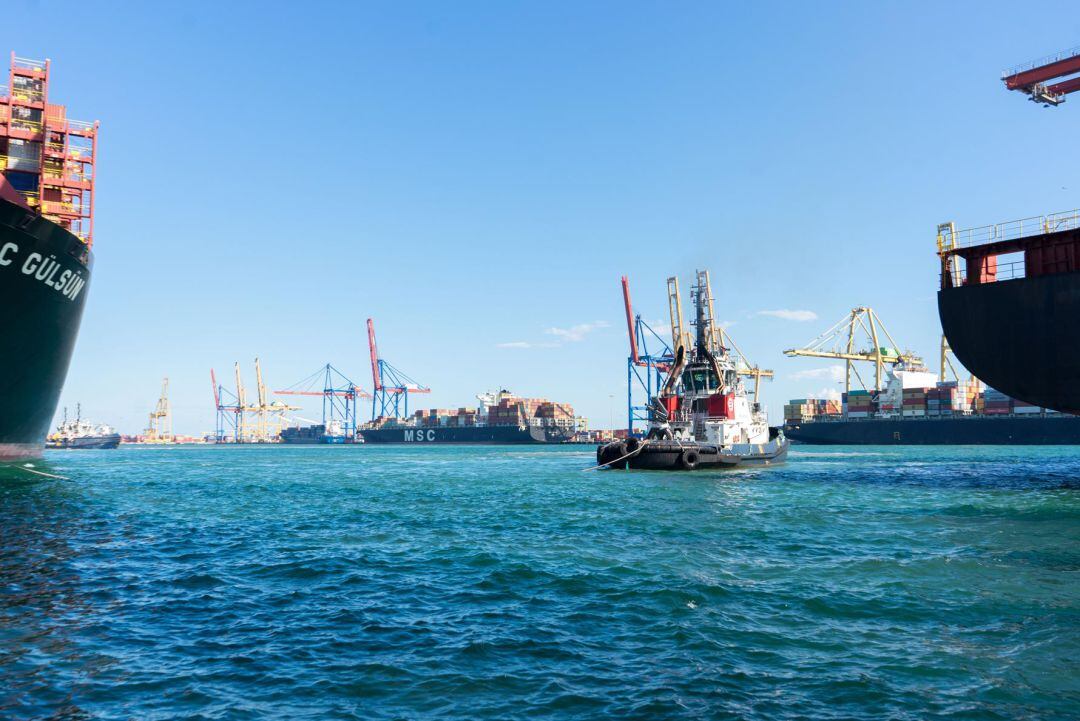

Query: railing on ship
[941,209,1080,251]
[940,259,1026,288]
[12,56,46,72]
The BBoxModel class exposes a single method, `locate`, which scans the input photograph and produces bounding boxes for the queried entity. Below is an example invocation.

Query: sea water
[1,445,1077,719]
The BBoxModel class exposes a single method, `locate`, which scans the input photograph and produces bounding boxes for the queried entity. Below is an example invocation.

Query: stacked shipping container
[406,395,577,429]
[843,390,875,418]
[784,398,842,424]
[789,382,1057,421]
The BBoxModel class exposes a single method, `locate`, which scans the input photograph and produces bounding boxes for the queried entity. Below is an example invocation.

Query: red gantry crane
[1003,46,1080,106]
[367,318,430,421]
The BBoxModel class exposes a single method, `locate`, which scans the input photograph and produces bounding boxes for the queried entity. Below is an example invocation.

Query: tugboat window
[682,369,718,392]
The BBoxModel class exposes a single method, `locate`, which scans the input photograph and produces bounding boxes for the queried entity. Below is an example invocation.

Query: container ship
[279,419,357,444]
[937,211,1080,415]
[783,363,1080,445]
[359,390,579,444]
[1,54,99,461]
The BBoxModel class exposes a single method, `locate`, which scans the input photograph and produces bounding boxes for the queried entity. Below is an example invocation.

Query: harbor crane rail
[783,307,917,393]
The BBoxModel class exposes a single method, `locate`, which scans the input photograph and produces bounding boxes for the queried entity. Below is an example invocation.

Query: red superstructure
[1002,46,1080,107]
[0,53,99,245]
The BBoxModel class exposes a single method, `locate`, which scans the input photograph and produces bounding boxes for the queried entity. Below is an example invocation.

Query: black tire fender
[679,449,700,470]
[606,442,628,469]
[625,437,642,454]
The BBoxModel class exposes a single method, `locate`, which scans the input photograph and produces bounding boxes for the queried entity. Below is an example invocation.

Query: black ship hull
[597,435,789,470]
[939,272,1080,414]
[785,415,1080,444]
[360,425,569,444]
[0,198,92,461]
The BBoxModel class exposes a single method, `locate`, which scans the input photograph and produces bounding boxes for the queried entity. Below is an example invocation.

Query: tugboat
[45,405,120,450]
[597,270,788,470]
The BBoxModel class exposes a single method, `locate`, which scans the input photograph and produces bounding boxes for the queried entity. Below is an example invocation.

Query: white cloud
[790,365,846,382]
[756,309,818,322]
[646,318,672,335]
[812,386,843,402]
[500,320,610,350]
[496,341,559,350]
[544,320,610,343]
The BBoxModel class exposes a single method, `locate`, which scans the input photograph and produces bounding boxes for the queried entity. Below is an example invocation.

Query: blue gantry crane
[621,275,674,437]
[275,364,371,441]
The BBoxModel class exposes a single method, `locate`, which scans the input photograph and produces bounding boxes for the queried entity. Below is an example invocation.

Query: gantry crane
[275,364,371,441]
[209,359,298,443]
[622,275,675,435]
[1003,46,1080,107]
[783,307,919,393]
[210,368,243,443]
[665,271,774,401]
[367,318,430,420]
[246,357,299,442]
[144,377,173,443]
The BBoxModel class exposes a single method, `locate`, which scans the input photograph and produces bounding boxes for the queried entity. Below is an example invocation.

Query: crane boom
[666,276,691,353]
[783,306,919,393]
[367,318,382,392]
[255,357,267,408]
[275,389,373,399]
[210,368,220,408]
[235,362,246,407]
[1003,46,1080,106]
[621,276,639,365]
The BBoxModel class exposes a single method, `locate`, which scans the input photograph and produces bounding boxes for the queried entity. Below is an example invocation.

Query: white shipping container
[902,410,926,417]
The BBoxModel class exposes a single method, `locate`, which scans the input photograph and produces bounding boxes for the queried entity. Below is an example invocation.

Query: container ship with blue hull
[0,54,99,461]
[786,415,1080,445]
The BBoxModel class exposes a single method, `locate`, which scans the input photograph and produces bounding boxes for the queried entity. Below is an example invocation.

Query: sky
[11,0,1079,434]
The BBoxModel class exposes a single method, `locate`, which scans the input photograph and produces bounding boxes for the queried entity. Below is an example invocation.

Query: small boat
[45,404,121,450]
[597,270,788,470]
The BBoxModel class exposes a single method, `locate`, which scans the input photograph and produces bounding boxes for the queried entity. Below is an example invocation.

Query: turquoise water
[1,445,1078,719]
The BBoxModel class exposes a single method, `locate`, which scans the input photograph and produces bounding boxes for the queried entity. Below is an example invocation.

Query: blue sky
[13,0,1079,433]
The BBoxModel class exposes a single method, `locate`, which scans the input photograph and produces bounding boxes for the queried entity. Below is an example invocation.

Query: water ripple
[1,445,1078,719]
